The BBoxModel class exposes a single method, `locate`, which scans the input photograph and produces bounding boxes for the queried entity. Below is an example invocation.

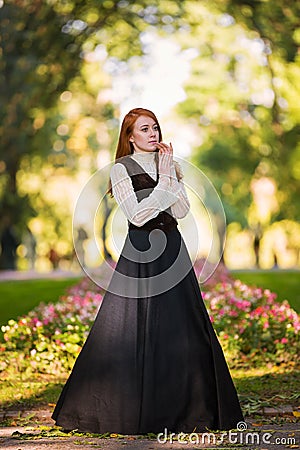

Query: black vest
[117,155,178,232]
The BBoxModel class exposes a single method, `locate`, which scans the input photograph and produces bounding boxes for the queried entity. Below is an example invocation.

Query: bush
[0,262,299,374]
[203,280,300,367]
[1,278,103,374]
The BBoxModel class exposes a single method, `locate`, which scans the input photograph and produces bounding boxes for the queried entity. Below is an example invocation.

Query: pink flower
[281,337,288,344]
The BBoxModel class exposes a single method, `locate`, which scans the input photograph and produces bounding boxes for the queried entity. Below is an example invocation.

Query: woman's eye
[141,128,148,132]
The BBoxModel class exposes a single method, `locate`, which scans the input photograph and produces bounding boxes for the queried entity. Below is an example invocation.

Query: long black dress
[52,156,244,434]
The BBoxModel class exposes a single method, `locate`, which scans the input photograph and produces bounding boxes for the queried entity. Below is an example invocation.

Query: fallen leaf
[292,411,300,417]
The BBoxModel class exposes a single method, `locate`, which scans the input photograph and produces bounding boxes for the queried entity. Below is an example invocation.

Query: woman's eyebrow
[139,123,157,129]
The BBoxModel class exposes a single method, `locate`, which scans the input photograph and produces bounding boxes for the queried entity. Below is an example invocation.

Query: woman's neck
[131,150,156,161]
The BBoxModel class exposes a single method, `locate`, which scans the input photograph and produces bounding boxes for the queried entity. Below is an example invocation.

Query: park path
[0,408,299,450]
[1,267,296,282]
[0,422,299,449]
[0,269,82,282]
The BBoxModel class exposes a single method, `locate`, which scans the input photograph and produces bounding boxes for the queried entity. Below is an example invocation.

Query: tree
[175,1,300,265]
[223,0,300,223]
[0,0,184,267]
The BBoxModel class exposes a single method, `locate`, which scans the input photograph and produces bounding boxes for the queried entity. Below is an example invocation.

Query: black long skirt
[52,226,244,434]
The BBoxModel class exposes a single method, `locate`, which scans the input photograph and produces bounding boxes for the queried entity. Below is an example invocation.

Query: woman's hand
[156,142,173,180]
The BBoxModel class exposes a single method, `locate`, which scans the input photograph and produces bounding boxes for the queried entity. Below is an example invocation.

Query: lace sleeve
[110,163,180,227]
[169,161,190,219]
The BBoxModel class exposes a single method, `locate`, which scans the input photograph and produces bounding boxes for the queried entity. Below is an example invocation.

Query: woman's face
[129,115,159,153]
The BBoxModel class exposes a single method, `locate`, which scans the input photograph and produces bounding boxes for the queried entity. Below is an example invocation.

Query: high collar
[131,151,156,162]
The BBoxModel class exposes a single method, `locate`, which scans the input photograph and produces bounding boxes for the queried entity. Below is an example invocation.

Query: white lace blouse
[110,151,190,227]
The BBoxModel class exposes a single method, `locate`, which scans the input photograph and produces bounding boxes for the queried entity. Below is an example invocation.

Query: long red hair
[107,108,180,197]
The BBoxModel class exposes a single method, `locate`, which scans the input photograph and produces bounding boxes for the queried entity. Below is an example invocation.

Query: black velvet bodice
[117,155,178,232]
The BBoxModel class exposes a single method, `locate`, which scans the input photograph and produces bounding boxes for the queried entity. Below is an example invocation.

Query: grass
[230,270,300,312]
[0,271,298,327]
[0,373,65,411]
[233,365,300,416]
[0,365,299,421]
[0,277,81,328]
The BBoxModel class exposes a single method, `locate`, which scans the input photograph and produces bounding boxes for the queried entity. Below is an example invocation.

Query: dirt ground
[0,419,299,450]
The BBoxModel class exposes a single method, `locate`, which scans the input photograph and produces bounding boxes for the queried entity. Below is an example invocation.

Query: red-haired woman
[52,108,243,435]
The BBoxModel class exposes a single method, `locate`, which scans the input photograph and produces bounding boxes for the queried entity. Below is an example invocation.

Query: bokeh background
[0,2,299,427]
[0,0,299,272]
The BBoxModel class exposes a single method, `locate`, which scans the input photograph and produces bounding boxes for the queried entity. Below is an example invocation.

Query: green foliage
[0,0,183,226]
[1,278,102,373]
[177,1,300,229]
[1,274,299,375]
[0,1,78,225]
[204,280,300,367]
[224,0,300,62]
[1,0,299,261]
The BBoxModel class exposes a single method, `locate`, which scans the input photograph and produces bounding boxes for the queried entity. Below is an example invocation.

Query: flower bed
[1,278,103,374]
[203,279,300,367]
[1,262,299,374]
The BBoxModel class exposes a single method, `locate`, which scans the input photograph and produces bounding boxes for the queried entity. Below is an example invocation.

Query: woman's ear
[129,136,134,143]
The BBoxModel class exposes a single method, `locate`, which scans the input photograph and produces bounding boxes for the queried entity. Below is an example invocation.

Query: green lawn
[0,366,298,421]
[0,271,299,328]
[230,270,300,312]
[0,277,81,328]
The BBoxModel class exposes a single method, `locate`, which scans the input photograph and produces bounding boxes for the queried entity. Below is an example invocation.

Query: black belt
[128,216,178,233]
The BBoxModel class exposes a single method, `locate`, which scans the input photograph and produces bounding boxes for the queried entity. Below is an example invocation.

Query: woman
[52,108,244,434]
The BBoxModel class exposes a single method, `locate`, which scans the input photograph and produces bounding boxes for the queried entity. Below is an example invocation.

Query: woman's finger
[157,143,168,150]
[157,142,172,153]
